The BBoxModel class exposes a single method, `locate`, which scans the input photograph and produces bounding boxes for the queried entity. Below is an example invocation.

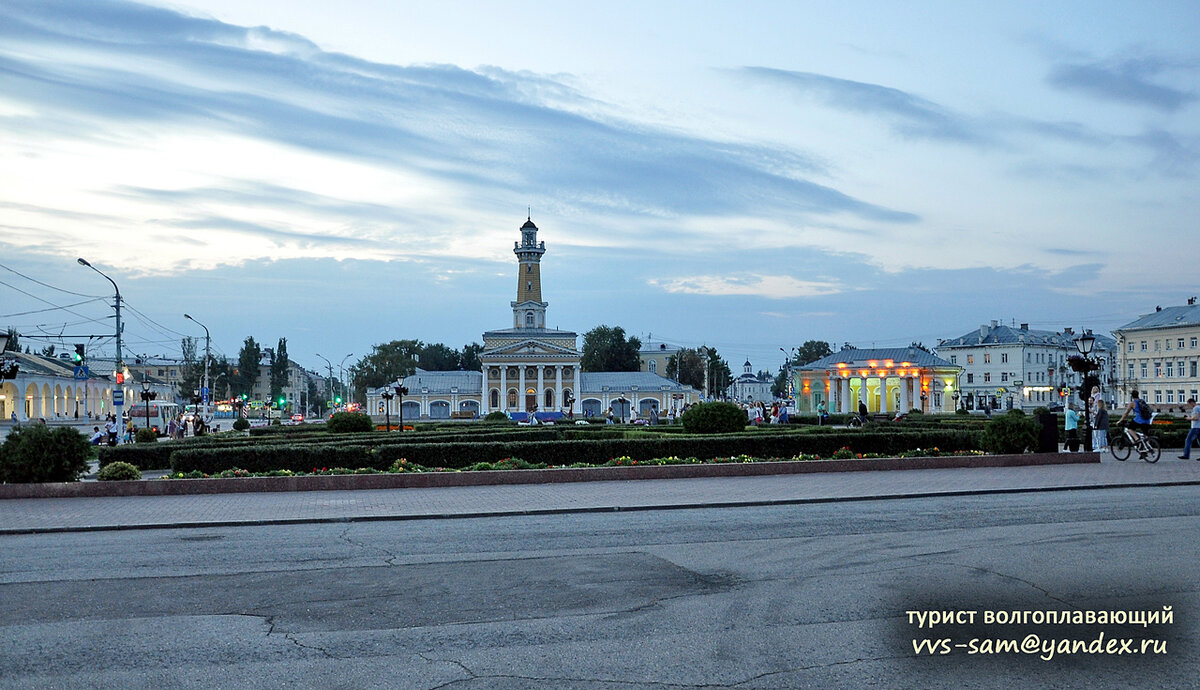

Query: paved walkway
[3,452,1199,534]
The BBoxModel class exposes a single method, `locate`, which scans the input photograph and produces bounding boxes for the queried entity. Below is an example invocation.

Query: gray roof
[1115,304,1200,332]
[639,340,682,354]
[391,370,483,395]
[938,324,1117,350]
[800,347,954,370]
[580,372,698,393]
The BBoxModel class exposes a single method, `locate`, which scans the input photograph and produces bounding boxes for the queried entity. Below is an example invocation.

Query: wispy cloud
[0,0,918,253]
[1047,58,1194,112]
[649,274,843,299]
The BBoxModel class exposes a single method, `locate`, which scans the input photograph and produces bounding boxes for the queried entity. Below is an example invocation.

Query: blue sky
[1,0,1197,374]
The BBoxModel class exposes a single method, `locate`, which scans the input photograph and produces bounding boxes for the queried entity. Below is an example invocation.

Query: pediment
[481,339,581,358]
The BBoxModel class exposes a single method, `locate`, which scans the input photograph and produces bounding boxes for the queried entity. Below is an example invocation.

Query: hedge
[169,429,982,474]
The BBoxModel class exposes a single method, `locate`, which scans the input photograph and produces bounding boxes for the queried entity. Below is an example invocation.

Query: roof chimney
[1063,327,1073,335]
[1020,323,1028,330]
[1188,297,1195,305]
[990,320,998,328]
[1156,306,1162,312]
[980,324,988,339]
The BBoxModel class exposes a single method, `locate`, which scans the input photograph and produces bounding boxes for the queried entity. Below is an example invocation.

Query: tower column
[555,365,563,411]
[518,366,526,414]
[536,366,544,416]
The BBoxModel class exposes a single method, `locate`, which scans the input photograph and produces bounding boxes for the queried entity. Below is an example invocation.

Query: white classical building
[726,360,774,404]
[0,351,173,422]
[368,218,701,422]
[935,321,1117,411]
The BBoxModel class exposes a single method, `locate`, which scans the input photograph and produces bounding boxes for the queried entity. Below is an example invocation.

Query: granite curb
[0,451,1098,500]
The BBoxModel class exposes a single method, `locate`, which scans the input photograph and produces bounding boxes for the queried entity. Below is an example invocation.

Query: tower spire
[512,216,548,329]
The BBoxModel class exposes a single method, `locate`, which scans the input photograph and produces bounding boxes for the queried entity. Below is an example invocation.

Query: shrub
[326,411,374,433]
[135,428,158,444]
[680,402,747,434]
[270,418,281,426]
[232,418,250,431]
[956,408,970,415]
[97,461,141,481]
[484,411,509,422]
[980,409,1039,454]
[0,423,94,483]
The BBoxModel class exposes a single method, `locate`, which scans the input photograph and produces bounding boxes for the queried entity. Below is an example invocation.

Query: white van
[127,401,181,436]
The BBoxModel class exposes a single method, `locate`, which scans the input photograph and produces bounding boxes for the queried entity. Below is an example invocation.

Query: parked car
[290,413,304,423]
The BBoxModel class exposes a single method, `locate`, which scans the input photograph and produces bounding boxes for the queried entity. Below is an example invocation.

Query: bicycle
[1109,423,1160,463]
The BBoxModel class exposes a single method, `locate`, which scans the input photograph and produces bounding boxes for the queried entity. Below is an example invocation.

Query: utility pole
[316,353,334,413]
[78,258,124,437]
[184,314,211,420]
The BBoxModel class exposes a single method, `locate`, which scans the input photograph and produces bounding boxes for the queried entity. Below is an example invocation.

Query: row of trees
[175,336,323,410]
[349,340,485,403]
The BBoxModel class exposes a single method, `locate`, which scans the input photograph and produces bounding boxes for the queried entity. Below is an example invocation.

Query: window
[1180,339,1187,349]
[967,355,974,364]
[527,264,532,273]
[950,355,957,364]
[1141,341,1148,351]
[525,311,534,327]
[1128,364,1135,379]
[984,372,991,383]
[1155,340,1161,351]
[967,373,974,383]
[1141,362,1148,377]
[649,359,658,373]
[1193,362,1198,377]
[1026,353,1032,362]
[490,390,499,408]
[984,353,991,364]
[1166,340,1172,350]
[1167,362,1175,377]
[1192,338,1198,348]
[1001,372,1008,382]
[1167,390,1175,403]
[1154,390,1163,403]
[1155,362,1162,378]
[1001,353,1008,363]
[1128,342,1135,352]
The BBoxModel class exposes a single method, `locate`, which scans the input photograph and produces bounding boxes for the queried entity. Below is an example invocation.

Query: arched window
[525,311,534,327]
[649,359,658,374]
[544,389,554,409]
[507,388,518,407]
[490,389,499,408]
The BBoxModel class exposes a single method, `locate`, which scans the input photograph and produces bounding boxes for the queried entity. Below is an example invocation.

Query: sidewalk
[3,452,1199,534]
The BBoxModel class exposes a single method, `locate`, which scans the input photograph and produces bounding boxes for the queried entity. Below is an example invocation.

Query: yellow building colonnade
[793,347,962,415]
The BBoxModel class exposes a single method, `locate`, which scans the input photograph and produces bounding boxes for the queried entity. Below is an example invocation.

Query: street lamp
[183,314,211,422]
[339,353,353,406]
[380,387,394,431]
[395,382,408,430]
[953,391,960,411]
[78,258,125,432]
[1075,331,1097,452]
[140,380,153,432]
[315,353,335,414]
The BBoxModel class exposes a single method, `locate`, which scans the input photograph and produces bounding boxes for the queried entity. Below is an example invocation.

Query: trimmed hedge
[169,429,982,474]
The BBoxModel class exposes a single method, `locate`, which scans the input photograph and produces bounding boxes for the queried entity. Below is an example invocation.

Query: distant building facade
[1113,300,1200,413]
[726,360,774,404]
[793,346,960,414]
[936,321,1116,412]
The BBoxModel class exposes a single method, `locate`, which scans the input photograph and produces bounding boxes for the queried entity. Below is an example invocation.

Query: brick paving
[3,452,1199,534]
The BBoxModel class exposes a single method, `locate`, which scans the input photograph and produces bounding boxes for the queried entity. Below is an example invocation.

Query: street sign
[73,366,90,380]
[201,386,210,404]
[112,389,124,405]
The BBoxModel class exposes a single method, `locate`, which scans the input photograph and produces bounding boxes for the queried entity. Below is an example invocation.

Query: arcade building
[792,346,961,415]
[367,218,701,421]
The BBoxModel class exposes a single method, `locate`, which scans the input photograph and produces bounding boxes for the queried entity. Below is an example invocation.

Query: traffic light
[278,395,286,407]
[73,344,85,364]
[335,396,342,405]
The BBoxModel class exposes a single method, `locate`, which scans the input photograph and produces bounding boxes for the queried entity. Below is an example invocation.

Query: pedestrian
[105,415,117,446]
[89,426,104,445]
[605,407,614,424]
[1064,404,1080,452]
[858,399,868,424]
[1179,397,1200,460]
[778,404,789,424]
[817,400,827,426]
[1092,400,1109,452]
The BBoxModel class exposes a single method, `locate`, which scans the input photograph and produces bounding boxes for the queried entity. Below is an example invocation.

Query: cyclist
[1117,390,1153,457]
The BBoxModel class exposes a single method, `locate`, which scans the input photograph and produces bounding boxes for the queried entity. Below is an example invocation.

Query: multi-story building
[248,350,311,410]
[639,340,683,378]
[726,360,774,404]
[1113,299,1200,413]
[935,321,1116,411]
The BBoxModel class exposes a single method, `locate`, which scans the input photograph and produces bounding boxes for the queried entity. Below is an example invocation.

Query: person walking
[817,400,827,426]
[1064,404,1080,451]
[1179,397,1200,460]
[1092,400,1109,452]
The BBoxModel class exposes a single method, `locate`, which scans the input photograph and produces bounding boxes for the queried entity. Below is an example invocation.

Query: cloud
[0,0,918,239]
[1047,58,1194,112]
[649,274,843,299]
[740,67,984,143]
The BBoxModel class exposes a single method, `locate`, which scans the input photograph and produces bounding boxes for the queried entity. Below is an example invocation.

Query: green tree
[772,369,789,398]
[350,340,423,403]
[666,346,732,398]
[418,343,459,371]
[177,336,202,400]
[460,343,484,371]
[269,337,289,404]
[794,340,833,366]
[3,327,19,353]
[580,325,641,372]
[39,344,56,357]
[233,336,262,399]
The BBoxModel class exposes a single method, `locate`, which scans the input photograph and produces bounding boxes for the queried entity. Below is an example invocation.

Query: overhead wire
[0,262,104,298]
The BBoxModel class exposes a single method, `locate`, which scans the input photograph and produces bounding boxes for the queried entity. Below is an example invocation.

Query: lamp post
[339,353,353,406]
[183,314,211,422]
[140,380,153,432]
[380,387,394,431]
[953,391,960,411]
[395,382,408,430]
[1075,331,1097,452]
[315,353,335,414]
[78,258,124,436]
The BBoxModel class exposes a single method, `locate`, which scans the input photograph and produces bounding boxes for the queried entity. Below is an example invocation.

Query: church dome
[521,218,538,230]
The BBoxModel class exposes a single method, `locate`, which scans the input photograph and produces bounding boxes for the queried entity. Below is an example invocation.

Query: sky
[1,0,1197,376]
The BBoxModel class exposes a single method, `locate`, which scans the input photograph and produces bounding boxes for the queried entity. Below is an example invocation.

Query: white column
[839,377,850,413]
[880,378,890,413]
[900,377,910,412]
[500,365,507,412]
[518,366,526,413]
[537,366,544,413]
[555,365,563,410]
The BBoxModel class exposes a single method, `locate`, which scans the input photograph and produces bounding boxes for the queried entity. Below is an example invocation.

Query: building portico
[795,347,961,415]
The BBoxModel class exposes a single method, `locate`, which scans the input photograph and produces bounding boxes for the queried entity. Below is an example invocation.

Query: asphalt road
[3,486,1199,689]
